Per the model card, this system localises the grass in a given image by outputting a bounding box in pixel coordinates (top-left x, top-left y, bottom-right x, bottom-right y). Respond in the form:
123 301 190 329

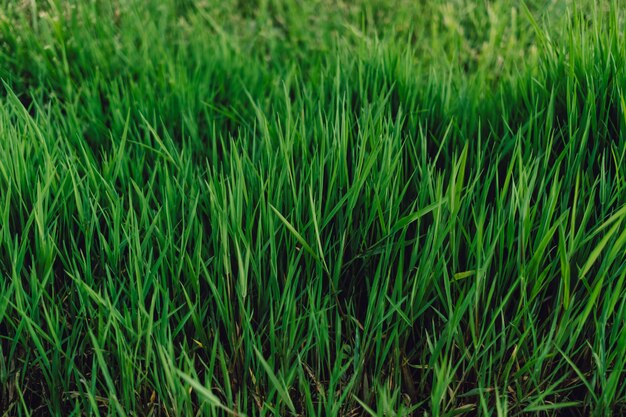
0 0 625 415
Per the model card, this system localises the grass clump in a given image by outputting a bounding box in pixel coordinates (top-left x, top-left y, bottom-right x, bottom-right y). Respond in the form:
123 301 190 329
0 0 625 416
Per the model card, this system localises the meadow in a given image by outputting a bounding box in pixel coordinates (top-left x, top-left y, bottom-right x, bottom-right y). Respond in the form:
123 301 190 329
0 0 625 415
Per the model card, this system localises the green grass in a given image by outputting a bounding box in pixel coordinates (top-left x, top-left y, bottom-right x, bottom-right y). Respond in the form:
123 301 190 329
0 0 625 416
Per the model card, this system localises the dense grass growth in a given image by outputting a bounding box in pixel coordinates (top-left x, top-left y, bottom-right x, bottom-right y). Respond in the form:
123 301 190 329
0 1 625 416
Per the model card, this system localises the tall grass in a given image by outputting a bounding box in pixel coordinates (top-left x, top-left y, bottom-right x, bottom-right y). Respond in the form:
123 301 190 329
0 1 625 416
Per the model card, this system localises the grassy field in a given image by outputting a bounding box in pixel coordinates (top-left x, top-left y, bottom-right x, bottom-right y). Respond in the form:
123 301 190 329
0 0 625 416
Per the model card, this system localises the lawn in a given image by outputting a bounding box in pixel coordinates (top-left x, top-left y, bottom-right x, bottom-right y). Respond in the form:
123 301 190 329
0 0 625 416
